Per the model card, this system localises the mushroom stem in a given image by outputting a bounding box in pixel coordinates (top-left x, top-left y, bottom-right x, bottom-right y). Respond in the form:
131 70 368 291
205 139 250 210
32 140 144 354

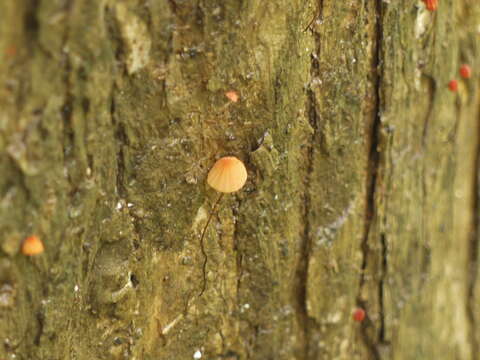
199 193 224 296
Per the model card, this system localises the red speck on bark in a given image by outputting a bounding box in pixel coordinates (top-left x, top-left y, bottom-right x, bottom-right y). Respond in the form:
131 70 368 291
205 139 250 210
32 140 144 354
353 308 366 322
460 65 472 79
423 0 438 11
448 80 458 92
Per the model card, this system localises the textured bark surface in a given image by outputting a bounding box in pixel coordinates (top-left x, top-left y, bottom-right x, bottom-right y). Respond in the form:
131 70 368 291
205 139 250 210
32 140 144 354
0 1 479 359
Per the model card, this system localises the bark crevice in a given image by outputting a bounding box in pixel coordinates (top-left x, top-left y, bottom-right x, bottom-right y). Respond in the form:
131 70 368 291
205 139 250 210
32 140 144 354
297 87 316 358
61 0 75 178
295 1 323 351
378 232 387 344
358 0 384 358
420 75 436 146
24 0 40 48
110 94 126 198
198 194 223 297
420 75 436 292
2 1 480 358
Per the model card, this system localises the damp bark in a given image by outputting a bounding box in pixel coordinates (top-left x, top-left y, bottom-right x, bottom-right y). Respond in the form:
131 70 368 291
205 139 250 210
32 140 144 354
0 1 479 359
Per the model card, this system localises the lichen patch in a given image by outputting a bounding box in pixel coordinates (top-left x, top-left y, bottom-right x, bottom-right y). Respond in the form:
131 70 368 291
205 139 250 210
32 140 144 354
115 3 151 74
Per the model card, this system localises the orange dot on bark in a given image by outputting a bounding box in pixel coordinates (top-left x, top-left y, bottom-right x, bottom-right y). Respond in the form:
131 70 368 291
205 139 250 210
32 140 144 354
423 0 438 11
207 156 247 193
448 79 458 92
353 308 366 322
225 91 239 103
460 64 472 79
21 235 44 256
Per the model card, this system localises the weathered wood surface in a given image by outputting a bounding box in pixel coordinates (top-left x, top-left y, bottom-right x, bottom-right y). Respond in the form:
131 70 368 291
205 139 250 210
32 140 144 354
0 1 479 359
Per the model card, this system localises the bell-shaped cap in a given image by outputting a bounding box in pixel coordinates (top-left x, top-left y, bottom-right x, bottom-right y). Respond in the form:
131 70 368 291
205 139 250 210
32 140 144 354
21 235 44 256
207 156 247 193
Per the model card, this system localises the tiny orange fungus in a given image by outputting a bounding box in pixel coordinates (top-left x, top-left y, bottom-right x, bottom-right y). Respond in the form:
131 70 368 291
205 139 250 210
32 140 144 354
5 45 17 57
225 90 239 103
460 64 472 79
21 235 44 256
207 156 247 193
353 308 366 322
199 156 247 296
422 0 438 11
448 79 458 92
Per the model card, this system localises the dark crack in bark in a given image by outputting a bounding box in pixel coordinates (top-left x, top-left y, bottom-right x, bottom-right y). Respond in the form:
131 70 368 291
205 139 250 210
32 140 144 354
24 0 40 51
60 0 77 187
419 74 436 291
295 3 325 358
109 94 126 198
378 233 387 344
105 6 128 197
296 87 316 360
198 194 223 297
303 0 324 32
420 75 436 146
233 197 244 307
358 0 384 358
296 2 323 353
61 19 74 173
33 311 44 346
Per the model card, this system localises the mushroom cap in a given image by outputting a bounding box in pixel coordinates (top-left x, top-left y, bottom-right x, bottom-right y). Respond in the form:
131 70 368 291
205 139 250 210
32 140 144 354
353 308 366 322
21 235 44 256
460 64 472 79
207 156 247 193
225 90 239 103
448 80 458 92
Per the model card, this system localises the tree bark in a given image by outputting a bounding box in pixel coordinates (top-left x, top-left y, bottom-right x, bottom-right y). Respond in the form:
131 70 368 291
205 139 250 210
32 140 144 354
0 1 479 359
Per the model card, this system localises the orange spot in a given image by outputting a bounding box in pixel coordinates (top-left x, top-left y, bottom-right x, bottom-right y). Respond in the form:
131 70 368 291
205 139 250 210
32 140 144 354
5 45 17 57
448 79 458 92
460 64 472 79
353 308 366 322
225 91 239 103
207 156 247 193
21 235 44 256
423 0 438 11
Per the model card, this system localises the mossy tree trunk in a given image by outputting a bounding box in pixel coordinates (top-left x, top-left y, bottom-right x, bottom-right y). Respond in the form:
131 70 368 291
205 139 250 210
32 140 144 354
0 1 479 359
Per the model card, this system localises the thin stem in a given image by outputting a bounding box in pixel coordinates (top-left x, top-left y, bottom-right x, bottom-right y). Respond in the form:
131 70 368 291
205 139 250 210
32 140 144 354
199 193 224 296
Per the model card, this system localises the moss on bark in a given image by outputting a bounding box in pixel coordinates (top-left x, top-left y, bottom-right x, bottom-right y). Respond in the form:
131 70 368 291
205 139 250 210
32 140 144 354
0 0 479 359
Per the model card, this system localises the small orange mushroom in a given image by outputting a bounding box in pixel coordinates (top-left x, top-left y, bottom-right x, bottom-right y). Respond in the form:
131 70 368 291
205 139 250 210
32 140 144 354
448 79 458 92
5 45 17 57
225 90 239 103
207 156 247 193
422 0 438 11
21 235 44 256
199 156 247 296
460 64 472 79
353 308 366 322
